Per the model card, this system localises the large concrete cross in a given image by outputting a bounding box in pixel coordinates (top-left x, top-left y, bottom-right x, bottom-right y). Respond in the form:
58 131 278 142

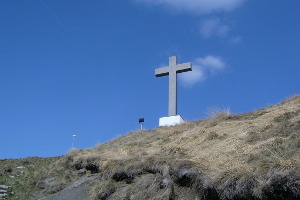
155 56 192 116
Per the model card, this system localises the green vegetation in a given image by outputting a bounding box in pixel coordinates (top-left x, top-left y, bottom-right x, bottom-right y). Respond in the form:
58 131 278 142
0 157 59 199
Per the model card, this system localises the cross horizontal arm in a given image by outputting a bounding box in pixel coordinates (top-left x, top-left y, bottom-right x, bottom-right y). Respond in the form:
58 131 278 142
155 66 170 77
176 62 192 73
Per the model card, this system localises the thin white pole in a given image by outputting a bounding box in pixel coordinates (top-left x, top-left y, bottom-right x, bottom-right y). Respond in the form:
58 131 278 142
72 134 76 148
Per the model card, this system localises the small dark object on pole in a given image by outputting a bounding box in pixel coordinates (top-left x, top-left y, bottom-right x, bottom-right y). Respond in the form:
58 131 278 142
139 118 144 130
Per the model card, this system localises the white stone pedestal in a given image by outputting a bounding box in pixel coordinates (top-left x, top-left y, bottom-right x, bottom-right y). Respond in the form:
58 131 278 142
159 115 185 126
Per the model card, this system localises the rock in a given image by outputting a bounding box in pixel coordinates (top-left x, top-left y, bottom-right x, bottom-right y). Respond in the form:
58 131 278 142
46 183 66 194
4 168 12 173
0 185 10 190
77 169 86 176
37 176 97 200
0 193 7 198
36 181 47 190
36 178 56 189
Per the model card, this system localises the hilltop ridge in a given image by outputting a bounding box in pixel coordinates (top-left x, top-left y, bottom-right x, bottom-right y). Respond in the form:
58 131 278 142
1 95 299 199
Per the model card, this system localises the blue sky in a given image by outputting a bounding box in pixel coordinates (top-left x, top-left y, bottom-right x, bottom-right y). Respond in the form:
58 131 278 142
0 0 299 159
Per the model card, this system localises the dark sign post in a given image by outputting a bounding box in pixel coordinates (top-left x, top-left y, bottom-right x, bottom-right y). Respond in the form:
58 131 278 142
139 118 144 130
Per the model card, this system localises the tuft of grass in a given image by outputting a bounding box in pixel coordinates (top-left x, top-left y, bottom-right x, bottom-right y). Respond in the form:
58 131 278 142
206 106 231 118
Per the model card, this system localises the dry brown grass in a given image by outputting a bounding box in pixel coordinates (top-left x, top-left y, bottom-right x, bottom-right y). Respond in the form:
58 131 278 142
62 95 300 199
1 95 300 199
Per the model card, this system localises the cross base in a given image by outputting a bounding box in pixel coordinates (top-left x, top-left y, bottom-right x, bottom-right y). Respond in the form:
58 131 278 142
159 115 185 126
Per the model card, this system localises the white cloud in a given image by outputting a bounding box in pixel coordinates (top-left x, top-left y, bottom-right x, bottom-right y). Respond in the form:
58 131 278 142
196 55 225 71
133 0 246 41
199 18 230 38
179 65 206 85
179 55 225 86
134 0 245 14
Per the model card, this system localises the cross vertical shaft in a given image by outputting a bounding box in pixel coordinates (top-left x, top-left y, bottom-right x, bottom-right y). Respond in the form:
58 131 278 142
169 56 178 116
155 56 192 116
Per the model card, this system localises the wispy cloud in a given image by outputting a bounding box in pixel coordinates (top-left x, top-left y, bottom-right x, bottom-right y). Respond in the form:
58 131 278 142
134 0 246 14
229 36 243 44
199 18 230 38
179 55 226 86
196 55 225 71
179 65 206 85
199 18 244 42
133 0 246 41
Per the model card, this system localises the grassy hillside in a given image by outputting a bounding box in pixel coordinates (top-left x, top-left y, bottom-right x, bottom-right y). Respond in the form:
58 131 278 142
1 95 299 199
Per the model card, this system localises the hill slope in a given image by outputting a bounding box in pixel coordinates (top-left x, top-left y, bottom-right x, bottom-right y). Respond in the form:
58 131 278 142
1 96 300 200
